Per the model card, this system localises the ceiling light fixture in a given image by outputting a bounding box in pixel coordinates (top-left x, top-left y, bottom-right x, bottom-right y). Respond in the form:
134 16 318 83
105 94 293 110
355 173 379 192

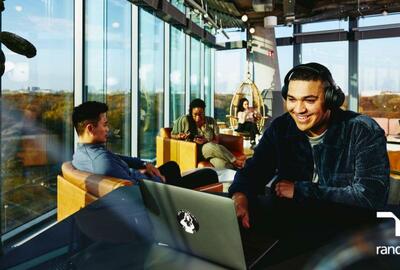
241 14 248 22
249 27 255 34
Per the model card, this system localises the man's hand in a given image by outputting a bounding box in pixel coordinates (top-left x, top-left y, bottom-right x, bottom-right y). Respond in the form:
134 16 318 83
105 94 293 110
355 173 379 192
144 163 166 183
275 180 294 199
232 192 250 229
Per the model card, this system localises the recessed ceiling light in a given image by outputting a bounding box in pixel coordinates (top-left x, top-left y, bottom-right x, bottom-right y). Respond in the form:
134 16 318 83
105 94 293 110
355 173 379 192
241 14 248 22
249 27 255 34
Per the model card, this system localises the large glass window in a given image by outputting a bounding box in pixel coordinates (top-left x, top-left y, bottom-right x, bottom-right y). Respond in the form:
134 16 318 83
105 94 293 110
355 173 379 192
1 0 73 233
139 10 164 160
169 26 185 126
215 49 246 124
359 13 400 27
84 1 131 155
84 0 106 102
302 20 348 32
105 1 131 155
204 46 212 115
276 45 293 86
302 41 349 108
190 38 201 101
359 38 400 118
275 25 293 38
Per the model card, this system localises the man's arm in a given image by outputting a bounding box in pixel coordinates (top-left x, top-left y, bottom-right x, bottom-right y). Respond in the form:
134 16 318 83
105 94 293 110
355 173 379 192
94 154 133 180
229 126 278 227
118 155 146 169
294 123 390 209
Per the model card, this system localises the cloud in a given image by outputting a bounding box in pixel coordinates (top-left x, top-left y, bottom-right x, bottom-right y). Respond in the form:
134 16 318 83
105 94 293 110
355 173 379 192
28 15 73 39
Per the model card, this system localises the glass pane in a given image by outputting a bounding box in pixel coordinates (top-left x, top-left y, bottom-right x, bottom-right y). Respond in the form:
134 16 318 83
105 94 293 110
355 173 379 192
190 38 201 101
275 25 293 38
216 28 246 43
105 0 131 155
359 13 400 27
204 46 212 115
302 41 349 108
302 20 348 32
139 10 164 160
171 0 185 13
277 45 293 86
359 38 400 119
215 49 246 125
84 0 106 102
1 0 73 232
169 26 185 126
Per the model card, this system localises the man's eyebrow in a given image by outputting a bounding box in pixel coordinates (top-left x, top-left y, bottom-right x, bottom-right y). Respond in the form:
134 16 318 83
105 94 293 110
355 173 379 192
287 94 319 99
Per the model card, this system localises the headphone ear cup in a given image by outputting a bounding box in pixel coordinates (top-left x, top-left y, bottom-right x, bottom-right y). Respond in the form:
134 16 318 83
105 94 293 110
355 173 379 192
324 86 345 109
334 86 345 108
324 87 334 109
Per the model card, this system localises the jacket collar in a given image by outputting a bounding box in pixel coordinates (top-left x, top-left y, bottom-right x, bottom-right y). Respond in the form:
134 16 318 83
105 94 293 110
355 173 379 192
285 109 353 148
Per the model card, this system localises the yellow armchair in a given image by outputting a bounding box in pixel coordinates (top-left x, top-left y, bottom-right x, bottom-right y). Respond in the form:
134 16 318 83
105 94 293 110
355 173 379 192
156 127 244 172
58 161 223 221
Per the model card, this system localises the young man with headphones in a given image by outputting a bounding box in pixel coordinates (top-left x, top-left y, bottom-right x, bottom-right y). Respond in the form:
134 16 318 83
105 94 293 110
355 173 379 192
228 63 390 261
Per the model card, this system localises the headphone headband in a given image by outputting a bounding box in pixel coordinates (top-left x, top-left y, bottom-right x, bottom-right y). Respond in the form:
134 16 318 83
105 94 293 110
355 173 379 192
281 62 345 109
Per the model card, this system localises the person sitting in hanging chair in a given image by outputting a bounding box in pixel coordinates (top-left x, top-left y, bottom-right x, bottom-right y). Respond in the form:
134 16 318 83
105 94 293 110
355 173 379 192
235 98 260 146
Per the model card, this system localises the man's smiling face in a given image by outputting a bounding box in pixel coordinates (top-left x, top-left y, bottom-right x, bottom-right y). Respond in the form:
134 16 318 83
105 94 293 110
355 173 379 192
286 80 331 137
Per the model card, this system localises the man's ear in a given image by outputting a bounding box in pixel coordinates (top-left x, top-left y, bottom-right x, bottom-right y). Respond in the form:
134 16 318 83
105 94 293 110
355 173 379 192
86 123 95 135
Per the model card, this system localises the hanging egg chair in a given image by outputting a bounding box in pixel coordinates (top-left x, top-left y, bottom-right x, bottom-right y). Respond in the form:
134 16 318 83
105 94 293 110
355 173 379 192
227 73 267 132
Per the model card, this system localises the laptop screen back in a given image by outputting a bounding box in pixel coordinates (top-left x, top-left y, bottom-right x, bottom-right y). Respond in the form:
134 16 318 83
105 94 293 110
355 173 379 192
139 180 247 270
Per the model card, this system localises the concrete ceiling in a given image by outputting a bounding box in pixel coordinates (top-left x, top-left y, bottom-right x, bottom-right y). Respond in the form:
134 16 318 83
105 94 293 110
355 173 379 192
205 0 400 29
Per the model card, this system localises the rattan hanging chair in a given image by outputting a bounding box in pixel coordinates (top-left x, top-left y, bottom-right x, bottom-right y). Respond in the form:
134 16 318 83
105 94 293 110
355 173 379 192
227 73 267 132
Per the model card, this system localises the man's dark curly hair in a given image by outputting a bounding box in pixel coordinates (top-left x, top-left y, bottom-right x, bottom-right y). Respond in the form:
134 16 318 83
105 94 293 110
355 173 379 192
72 101 108 135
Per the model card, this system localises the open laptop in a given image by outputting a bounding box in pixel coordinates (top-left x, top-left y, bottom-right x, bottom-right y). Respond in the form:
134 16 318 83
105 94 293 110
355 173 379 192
139 179 279 270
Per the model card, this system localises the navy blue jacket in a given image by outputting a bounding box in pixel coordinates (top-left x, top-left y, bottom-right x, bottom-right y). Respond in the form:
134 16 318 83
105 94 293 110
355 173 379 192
72 143 163 183
229 110 390 209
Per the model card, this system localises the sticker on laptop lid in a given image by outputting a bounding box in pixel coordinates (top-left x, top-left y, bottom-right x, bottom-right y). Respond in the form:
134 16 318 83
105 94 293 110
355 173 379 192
177 210 199 234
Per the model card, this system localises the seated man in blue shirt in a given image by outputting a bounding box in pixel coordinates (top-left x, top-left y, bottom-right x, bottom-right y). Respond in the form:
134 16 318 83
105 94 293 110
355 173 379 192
72 101 218 189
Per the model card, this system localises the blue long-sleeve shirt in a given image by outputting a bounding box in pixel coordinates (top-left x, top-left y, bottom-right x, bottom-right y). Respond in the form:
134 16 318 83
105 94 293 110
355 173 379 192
72 143 162 183
229 110 390 209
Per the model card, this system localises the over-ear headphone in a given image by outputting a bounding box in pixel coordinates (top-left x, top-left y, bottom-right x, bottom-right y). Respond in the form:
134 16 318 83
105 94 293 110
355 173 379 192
281 62 345 109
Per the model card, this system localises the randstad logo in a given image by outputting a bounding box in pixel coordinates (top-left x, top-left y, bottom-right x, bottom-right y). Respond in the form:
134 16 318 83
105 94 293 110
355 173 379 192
376 212 400 255
377 212 400 236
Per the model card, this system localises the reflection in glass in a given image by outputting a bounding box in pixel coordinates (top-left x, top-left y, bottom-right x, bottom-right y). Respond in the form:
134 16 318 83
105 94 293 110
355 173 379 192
1 0 74 232
171 0 185 13
170 27 185 126
215 49 246 125
105 0 131 155
190 38 201 101
359 38 400 119
302 41 349 108
139 10 164 159
204 46 212 115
